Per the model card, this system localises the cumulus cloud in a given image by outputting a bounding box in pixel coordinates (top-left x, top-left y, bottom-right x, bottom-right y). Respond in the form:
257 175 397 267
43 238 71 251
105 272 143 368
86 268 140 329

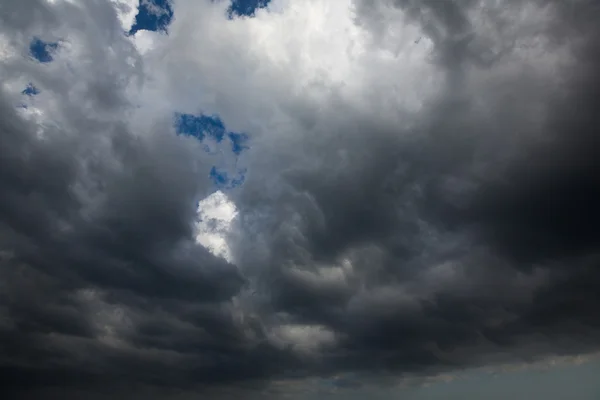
1 0 600 398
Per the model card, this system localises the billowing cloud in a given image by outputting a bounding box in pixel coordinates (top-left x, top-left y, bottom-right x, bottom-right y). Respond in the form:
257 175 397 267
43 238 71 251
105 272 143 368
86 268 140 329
1 0 600 398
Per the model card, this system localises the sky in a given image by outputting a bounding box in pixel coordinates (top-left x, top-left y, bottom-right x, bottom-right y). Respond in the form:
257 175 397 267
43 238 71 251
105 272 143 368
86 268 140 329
1 0 600 399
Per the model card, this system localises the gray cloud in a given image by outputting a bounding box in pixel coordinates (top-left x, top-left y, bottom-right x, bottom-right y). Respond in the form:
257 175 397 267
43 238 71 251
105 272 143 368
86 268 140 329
1 0 600 398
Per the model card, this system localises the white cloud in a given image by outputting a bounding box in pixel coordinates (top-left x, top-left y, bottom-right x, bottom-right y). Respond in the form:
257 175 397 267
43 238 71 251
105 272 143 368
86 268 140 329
195 190 237 262
133 0 441 135
111 0 140 32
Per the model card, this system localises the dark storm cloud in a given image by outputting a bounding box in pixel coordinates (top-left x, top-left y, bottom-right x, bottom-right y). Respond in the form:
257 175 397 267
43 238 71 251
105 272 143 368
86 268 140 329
229 0 600 381
2 0 600 398
469 11 600 265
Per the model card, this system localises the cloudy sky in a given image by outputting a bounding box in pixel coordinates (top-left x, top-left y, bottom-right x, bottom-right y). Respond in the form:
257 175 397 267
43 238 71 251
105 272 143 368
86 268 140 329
1 0 600 398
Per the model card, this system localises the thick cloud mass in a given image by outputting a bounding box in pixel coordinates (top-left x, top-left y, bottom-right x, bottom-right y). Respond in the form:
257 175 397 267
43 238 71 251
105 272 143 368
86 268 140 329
1 0 600 398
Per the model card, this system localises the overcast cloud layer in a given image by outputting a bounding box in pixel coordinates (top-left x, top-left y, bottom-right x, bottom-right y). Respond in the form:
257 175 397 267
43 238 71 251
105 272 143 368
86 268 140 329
1 0 600 398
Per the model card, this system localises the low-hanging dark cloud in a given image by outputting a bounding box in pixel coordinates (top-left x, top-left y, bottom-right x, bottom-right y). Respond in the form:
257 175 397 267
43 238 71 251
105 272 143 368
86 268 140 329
1 0 600 398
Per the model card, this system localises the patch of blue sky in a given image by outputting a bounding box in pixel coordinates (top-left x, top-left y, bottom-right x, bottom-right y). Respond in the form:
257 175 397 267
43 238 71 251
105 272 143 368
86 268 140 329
175 113 226 143
129 0 173 35
174 112 250 190
29 38 58 63
210 166 247 189
22 83 40 96
227 0 270 18
228 132 249 155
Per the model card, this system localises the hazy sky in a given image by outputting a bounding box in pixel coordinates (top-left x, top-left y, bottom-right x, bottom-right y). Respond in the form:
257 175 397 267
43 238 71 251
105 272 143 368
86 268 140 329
1 0 600 399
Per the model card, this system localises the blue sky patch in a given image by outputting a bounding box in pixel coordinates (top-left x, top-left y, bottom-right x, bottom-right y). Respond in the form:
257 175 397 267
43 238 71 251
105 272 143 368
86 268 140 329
228 132 249 155
175 112 250 190
210 166 247 189
129 0 173 35
175 113 226 143
228 0 270 18
29 38 58 63
22 83 40 96
209 166 229 187
174 113 250 154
